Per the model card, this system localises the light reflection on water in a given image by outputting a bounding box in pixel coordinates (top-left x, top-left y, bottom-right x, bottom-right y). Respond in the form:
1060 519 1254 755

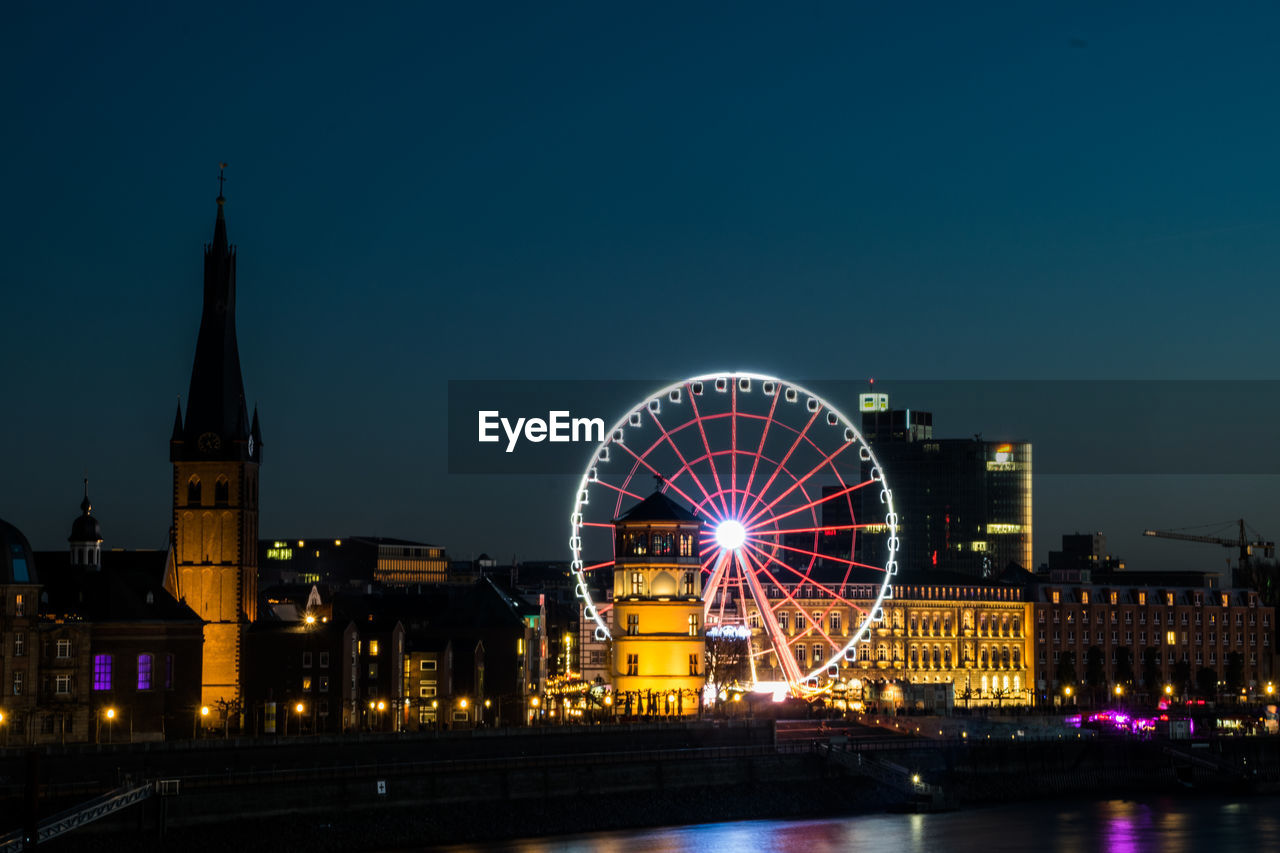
433 796 1280 853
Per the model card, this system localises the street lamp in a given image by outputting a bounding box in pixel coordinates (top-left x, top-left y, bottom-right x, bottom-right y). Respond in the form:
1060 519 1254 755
103 707 117 744
194 705 210 740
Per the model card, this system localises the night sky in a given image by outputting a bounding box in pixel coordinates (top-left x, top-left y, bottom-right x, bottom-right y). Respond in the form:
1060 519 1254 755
5 3 1279 571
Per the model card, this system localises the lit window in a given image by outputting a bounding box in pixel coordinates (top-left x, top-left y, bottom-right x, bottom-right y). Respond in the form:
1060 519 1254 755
369 640 379 657
688 614 698 637
137 654 153 691
93 655 112 691
630 572 644 596
688 653 699 676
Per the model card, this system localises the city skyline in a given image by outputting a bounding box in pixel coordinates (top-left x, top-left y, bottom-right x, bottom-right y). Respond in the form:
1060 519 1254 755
6 4 1280 569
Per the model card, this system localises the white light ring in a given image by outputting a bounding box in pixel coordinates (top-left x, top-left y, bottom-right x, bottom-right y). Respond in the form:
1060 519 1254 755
567 372 899 680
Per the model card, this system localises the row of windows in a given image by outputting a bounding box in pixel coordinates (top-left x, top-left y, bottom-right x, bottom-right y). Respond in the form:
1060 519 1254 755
186 475 232 505
302 651 332 667
621 652 700 677
621 532 697 558
1049 590 1259 608
1047 650 1261 667
623 614 699 636
1043 630 1267 647
15 654 176 695
628 572 697 596
1044 609 1265 627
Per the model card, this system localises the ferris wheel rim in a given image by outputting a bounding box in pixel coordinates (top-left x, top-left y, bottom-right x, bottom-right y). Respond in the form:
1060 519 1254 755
568 371 899 692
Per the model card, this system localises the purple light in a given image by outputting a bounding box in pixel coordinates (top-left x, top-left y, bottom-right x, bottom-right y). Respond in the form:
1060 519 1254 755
92 654 111 691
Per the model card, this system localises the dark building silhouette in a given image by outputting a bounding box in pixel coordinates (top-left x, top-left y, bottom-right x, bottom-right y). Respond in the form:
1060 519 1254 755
856 397 1032 578
20 490 204 745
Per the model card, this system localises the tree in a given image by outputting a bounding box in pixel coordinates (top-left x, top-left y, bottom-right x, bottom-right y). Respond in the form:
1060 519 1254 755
1085 646 1106 706
1172 660 1191 698
705 634 750 696
1055 650 1077 693
1114 647 1135 690
1195 666 1219 702
1142 648 1162 697
1225 653 1246 700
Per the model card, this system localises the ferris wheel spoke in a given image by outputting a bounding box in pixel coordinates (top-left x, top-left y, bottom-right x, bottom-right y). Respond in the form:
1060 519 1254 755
733 550 803 685
737 548 842 648
593 479 647 504
748 522 880 538
734 549 814 686
581 560 615 573
644 406 725 522
685 385 733 518
730 383 740 516
743 533 884 573
740 439 858 530
740 384 781 521
741 541 867 616
701 550 732 617
737 405 823 526
744 476 876 533
612 436 715 522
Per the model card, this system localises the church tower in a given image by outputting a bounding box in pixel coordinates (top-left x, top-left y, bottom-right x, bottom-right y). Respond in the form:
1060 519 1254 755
69 479 103 570
167 175 262 710
609 490 706 717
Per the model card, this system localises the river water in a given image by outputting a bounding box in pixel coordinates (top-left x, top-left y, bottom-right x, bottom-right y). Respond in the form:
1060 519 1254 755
434 795 1280 853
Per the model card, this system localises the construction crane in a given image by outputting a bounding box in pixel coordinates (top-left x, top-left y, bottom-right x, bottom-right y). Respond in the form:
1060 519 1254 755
1143 519 1277 605
1142 519 1274 566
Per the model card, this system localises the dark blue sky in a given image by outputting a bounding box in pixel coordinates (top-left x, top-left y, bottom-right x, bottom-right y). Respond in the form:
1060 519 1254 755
4 2 1279 570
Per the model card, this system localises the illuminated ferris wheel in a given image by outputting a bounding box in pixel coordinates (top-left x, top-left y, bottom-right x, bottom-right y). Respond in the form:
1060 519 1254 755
569 372 899 696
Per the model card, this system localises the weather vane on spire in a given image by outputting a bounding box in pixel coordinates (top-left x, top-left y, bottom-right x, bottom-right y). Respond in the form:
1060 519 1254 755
217 162 228 198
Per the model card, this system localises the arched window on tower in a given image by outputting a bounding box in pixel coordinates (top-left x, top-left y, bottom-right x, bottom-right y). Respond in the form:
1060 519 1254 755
215 475 229 505
187 476 201 505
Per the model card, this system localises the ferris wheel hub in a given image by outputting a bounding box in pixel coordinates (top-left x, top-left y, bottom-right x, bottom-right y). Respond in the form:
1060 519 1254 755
714 519 747 551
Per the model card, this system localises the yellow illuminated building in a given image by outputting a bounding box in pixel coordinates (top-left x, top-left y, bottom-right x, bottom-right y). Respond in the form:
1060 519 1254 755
609 491 706 716
736 576 1035 707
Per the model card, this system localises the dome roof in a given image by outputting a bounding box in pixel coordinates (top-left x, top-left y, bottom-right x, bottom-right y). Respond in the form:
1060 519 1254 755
70 494 103 543
0 517 38 585
616 490 699 524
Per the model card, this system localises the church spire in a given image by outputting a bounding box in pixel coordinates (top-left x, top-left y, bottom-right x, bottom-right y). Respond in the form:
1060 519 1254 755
174 165 250 461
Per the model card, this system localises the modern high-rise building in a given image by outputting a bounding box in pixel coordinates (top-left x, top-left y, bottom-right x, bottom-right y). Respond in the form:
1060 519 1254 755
855 395 1031 578
165 184 263 711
